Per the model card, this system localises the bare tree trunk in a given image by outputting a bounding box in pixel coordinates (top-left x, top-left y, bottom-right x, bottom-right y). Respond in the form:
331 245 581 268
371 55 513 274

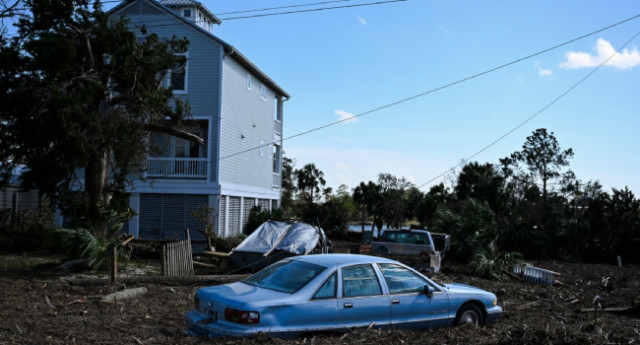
85 148 111 239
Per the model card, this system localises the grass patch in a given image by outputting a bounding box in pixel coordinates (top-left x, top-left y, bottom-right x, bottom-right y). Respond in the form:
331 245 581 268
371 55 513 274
0 253 61 271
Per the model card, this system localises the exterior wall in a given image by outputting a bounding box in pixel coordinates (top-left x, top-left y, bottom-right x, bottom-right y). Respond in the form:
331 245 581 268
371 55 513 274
114 0 284 239
219 57 280 196
0 187 40 213
116 0 222 184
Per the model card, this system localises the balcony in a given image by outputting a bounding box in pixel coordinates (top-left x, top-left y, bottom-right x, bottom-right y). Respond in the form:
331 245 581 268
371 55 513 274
147 157 207 179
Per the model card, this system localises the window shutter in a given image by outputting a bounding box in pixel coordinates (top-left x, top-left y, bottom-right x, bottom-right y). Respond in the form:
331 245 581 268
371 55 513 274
228 196 241 236
218 196 226 237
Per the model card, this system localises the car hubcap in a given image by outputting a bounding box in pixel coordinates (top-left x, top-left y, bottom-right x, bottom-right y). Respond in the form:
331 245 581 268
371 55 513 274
460 311 479 326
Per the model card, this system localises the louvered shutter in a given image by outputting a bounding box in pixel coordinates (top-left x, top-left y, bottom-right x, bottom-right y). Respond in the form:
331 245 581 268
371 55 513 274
228 196 241 237
242 197 255 231
139 194 163 240
218 196 226 237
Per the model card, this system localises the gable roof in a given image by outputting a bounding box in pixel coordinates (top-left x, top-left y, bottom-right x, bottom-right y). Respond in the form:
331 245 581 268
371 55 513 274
159 0 221 25
108 0 289 99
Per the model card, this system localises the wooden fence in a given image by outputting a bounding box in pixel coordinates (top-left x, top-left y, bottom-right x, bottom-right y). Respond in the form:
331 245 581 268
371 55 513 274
161 229 194 277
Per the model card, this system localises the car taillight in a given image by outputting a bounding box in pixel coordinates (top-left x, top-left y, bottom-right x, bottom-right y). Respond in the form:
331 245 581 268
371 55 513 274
193 296 200 311
224 308 260 324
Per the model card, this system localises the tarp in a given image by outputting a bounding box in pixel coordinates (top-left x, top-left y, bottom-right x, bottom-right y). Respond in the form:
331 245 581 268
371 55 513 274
232 221 325 255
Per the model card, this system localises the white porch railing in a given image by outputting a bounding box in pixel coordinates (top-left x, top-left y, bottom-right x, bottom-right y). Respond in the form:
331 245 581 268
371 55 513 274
513 263 559 285
147 157 207 178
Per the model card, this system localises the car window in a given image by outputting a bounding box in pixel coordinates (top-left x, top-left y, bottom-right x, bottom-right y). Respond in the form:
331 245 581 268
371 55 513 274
415 233 428 244
378 263 428 294
342 264 382 297
243 260 326 294
313 272 337 299
400 232 415 244
382 232 395 242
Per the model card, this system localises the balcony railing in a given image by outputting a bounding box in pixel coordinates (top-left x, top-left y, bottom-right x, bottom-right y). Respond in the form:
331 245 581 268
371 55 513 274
147 157 207 178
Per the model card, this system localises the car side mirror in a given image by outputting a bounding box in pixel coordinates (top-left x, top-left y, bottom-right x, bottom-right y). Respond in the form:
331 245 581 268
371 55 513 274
424 285 435 298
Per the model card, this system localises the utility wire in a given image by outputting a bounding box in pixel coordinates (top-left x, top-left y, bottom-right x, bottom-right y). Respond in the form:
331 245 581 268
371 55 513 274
111 0 407 29
216 0 362 16
359 27 640 217
219 0 407 21
218 13 640 163
412 28 640 191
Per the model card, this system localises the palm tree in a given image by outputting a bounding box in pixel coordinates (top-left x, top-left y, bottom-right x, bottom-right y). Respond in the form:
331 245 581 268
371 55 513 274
294 163 326 203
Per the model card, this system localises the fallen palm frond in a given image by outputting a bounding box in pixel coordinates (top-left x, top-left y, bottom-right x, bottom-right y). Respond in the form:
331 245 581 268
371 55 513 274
471 241 522 281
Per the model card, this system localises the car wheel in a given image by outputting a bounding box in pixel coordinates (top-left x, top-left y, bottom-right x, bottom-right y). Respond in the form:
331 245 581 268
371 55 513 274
455 303 483 327
376 246 389 254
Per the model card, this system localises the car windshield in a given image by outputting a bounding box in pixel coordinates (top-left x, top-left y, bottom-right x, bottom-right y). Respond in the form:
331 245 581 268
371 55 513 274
243 260 327 294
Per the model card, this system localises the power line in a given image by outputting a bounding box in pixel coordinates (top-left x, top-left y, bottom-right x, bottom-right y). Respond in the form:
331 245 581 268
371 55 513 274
216 0 362 16
219 0 408 21
108 0 407 29
413 28 640 191
218 13 640 163
358 28 640 216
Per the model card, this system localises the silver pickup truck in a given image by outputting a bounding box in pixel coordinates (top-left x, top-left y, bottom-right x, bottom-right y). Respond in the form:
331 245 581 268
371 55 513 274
371 229 450 272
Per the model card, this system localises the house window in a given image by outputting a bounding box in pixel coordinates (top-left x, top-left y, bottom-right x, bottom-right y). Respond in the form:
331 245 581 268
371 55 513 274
150 120 207 159
274 98 282 122
169 54 188 93
183 9 191 18
246 74 252 91
260 85 267 101
272 143 281 174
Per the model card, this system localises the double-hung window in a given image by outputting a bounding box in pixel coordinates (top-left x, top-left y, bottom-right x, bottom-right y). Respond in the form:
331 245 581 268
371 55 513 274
166 53 188 93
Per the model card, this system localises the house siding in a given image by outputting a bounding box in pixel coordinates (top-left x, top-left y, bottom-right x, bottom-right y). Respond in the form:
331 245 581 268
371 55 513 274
116 1 222 184
220 57 278 190
111 0 285 240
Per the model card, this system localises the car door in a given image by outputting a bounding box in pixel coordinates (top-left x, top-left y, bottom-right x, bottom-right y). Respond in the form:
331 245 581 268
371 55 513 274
377 263 450 330
339 264 391 329
287 272 342 333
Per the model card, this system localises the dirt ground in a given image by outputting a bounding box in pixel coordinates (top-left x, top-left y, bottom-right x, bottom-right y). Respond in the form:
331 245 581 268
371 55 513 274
1 252 639 345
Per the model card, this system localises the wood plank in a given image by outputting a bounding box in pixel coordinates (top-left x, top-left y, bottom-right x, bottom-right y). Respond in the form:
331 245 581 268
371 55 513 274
203 250 230 257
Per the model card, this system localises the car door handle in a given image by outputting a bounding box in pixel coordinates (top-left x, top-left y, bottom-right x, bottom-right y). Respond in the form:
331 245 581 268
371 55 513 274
343 303 353 308
391 299 400 305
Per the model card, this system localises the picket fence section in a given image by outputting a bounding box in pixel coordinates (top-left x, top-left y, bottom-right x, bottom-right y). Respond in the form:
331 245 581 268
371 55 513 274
162 230 194 277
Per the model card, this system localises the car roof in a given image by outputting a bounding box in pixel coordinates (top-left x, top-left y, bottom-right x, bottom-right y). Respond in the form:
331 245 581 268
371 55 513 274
384 229 429 234
289 254 397 268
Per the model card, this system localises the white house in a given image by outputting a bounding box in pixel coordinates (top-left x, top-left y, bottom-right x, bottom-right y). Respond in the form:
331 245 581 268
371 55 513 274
109 0 289 241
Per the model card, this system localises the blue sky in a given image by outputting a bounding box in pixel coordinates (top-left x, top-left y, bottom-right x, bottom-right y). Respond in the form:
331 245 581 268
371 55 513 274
118 0 640 195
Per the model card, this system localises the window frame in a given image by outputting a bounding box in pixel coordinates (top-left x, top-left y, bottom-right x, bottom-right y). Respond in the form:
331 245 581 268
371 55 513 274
149 119 208 159
260 84 267 101
341 264 383 297
312 271 337 300
377 263 431 295
168 52 188 94
272 143 281 174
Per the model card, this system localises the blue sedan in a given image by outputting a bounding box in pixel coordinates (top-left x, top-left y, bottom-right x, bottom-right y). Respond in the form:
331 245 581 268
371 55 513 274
186 254 502 338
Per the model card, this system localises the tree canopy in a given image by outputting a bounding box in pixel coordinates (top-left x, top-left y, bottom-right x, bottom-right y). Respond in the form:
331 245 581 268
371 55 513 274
0 0 201 237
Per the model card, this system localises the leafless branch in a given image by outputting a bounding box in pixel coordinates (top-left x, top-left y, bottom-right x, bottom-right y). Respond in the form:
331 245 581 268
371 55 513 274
0 0 21 19
140 123 205 146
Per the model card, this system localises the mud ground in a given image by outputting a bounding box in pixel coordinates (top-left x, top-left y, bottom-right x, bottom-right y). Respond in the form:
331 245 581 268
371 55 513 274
1 253 639 345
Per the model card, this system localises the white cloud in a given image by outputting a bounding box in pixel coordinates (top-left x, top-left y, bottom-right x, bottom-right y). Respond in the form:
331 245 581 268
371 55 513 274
335 109 359 123
560 38 640 70
535 61 553 77
538 69 552 76
357 16 368 25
